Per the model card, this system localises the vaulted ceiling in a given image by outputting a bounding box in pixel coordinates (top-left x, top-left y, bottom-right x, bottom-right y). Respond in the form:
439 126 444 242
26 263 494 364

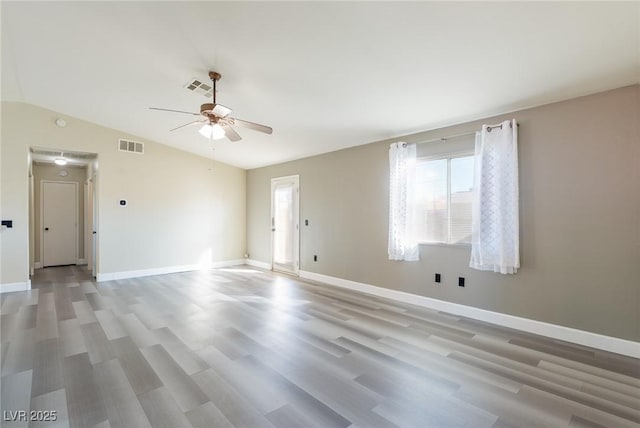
2 2 639 169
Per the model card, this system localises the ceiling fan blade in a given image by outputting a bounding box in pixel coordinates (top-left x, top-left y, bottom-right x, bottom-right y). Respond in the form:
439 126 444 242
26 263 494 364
230 118 273 135
169 120 205 132
221 125 242 142
212 104 232 118
150 107 201 116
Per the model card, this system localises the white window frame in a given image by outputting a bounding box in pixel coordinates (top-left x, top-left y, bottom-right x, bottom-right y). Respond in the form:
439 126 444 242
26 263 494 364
416 150 474 246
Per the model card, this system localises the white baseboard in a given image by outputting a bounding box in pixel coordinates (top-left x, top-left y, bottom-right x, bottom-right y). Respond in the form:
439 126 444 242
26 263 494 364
209 259 246 269
77 259 87 266
34 262 42 269
0 280 32 294
299 270 640 359
97 259 246 282
246 259 271 270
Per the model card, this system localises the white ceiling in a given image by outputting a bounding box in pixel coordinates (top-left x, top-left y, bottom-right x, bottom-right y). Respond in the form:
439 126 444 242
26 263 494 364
2 2 639 169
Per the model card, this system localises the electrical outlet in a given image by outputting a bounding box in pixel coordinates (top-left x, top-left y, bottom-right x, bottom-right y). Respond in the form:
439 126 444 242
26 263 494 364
305 219 309 226
458 277 465 287
435 273 441 283
313 255 318 262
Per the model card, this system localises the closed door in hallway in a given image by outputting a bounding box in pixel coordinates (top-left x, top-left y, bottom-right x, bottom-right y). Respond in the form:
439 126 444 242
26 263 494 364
42 181 77 266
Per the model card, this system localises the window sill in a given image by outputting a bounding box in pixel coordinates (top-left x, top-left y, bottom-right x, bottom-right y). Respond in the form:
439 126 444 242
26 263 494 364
418 242 471 249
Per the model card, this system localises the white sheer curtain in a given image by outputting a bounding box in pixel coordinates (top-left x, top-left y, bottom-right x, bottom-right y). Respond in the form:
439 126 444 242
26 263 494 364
388 142 419 261
470 119 519 274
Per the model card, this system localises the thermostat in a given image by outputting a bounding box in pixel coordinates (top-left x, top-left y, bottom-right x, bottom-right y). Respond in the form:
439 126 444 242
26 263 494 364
119 199 127 207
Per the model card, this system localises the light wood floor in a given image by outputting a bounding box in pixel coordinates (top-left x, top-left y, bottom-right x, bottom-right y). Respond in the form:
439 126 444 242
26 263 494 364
1 266 639 428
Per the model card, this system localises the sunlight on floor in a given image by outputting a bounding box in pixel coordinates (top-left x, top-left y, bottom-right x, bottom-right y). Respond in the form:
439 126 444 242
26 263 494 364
217 268 263 274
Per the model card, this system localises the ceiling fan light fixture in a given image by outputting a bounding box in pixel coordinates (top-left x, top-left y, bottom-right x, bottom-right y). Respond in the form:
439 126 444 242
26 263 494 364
199 123 226 140
198 124 212 138
211 124 226 140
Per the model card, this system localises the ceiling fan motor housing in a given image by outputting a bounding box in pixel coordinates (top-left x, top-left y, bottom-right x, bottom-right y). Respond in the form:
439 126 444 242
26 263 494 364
200 103 216 116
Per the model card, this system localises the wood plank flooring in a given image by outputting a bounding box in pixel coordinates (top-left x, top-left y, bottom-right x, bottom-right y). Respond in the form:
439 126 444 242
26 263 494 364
1 265 638 427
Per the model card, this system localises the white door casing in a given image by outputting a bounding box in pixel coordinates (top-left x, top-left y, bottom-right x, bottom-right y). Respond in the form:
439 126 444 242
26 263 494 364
84 181 90 267
90 173 98 277
271 175 300 275
41 181 77 267
86 177 95 276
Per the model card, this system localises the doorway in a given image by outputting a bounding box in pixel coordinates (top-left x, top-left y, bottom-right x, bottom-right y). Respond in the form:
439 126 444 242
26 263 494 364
271 175 300 275
29 147 98 277
41 181 77 266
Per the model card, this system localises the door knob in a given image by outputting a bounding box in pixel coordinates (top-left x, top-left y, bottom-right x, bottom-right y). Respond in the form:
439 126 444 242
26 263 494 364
272 228 276 232
92 231 96 234
44 227 49 231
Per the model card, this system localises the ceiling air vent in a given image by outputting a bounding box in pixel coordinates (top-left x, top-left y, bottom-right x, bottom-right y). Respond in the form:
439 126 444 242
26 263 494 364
118 139 144 154
184 77 214 98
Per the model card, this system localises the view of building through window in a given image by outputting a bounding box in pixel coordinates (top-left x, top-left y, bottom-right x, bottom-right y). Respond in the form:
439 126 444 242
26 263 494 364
415 154 474 244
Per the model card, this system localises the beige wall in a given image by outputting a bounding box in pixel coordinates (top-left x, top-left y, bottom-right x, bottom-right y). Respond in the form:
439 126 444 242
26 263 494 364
1 102 246 285
247 85 640 341
33 164 86 264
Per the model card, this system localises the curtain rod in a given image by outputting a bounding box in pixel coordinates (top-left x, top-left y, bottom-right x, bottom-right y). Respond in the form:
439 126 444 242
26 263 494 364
418 122 519 145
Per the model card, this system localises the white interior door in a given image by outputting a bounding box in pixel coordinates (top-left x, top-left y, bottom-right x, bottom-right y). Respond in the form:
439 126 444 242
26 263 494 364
271 175 299 275
42 181 77 267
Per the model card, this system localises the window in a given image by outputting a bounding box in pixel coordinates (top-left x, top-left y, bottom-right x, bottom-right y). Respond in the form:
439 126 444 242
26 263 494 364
415 153 474 244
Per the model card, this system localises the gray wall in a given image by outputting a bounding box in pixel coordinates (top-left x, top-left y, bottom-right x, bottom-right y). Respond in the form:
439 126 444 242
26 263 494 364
247 85 640 341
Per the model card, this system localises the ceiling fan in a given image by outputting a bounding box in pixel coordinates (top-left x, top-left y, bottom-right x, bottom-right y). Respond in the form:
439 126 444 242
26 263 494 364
150 71 272 142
